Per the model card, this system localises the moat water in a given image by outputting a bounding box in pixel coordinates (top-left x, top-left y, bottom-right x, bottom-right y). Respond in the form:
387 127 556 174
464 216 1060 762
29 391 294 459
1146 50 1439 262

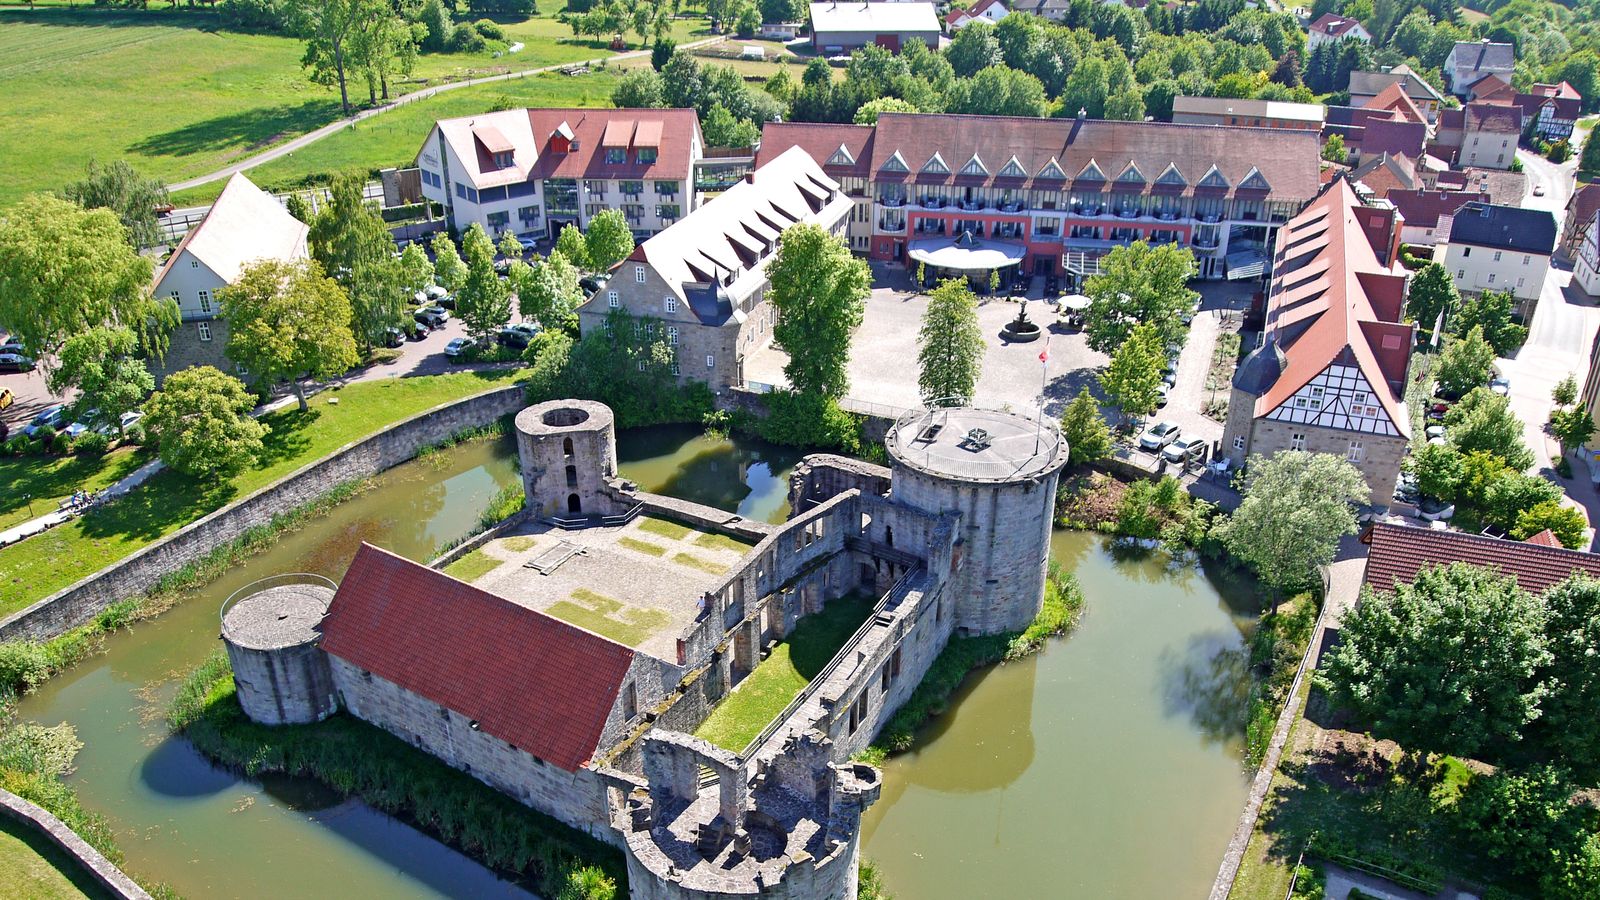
16 427 1256 898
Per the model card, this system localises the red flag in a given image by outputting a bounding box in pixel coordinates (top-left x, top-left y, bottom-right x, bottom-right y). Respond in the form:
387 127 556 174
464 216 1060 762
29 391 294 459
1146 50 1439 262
1039 345 1049 364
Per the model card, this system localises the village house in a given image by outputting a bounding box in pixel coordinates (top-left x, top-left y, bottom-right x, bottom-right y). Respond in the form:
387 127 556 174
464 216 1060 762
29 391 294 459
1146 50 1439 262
758 111 1321 281
1515 82 1583 143
1306 13 1370 48
1348 66 1445 122
147 173 307 385
577 145 852 393
1444 39 1516 96
415 108 703 240
1385 187 1484 247
1362 521 1600 595
1170 95 1325 131
1438 201 1556 318
946 0 1007 29
1454 102 1522 170
809 1 940 53
1221 178 1413 504
1563 179 1600 259
1574 207 1600 297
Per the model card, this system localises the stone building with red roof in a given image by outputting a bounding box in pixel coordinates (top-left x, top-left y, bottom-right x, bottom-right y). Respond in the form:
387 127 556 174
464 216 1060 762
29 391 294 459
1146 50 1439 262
1362 521 1600 595
1221 177 1414 503
758 111 1322 281
415 108 704 240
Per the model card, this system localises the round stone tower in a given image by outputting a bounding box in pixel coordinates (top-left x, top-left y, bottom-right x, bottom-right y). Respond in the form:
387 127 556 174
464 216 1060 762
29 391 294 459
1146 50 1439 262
884 405 1070 635
514 399 620 520
220 576 338 726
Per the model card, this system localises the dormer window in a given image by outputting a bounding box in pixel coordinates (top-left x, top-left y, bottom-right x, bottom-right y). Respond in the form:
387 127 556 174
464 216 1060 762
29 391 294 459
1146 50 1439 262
606 148 626 164
492 151 514 169
638 147 658 164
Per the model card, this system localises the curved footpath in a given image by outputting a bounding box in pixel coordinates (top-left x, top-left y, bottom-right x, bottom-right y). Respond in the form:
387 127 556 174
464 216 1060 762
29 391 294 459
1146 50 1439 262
169 35 726 193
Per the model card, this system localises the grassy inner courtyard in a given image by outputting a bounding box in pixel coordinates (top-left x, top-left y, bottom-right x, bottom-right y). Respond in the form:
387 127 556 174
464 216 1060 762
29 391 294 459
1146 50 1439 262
694 594 876 753
0 815 108 900
0 370 523 618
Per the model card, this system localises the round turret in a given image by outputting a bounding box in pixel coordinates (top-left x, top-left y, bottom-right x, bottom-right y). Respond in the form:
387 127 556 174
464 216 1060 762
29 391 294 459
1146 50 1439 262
220 576 337 726
515 400 620 520
885 406 1070 635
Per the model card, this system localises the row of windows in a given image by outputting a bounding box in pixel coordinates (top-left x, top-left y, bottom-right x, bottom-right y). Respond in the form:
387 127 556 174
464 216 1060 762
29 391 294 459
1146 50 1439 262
602 147 658 165
1459 247 1535 265
1455 269 1527 289
421 169 442 188
1281 431 1365 461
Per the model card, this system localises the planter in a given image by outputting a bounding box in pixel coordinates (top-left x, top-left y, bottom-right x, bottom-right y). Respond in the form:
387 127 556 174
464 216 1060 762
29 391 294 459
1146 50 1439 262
1001 319 1042 343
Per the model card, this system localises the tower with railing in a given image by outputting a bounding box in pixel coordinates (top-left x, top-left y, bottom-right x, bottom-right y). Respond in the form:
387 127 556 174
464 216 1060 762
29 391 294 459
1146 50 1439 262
219 575 338 726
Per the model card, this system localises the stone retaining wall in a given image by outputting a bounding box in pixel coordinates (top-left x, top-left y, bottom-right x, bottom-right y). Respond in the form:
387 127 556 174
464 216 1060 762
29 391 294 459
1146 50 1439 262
0 385 527 643
0 788 151 900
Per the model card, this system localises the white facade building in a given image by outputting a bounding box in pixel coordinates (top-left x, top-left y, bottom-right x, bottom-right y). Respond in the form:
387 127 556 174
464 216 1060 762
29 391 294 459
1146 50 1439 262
1438 202 1557 315
1575 210 1600 297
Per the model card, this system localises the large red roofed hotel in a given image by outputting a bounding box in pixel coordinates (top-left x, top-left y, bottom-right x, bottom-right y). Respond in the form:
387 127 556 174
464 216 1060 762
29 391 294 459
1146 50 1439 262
757 111 1321 281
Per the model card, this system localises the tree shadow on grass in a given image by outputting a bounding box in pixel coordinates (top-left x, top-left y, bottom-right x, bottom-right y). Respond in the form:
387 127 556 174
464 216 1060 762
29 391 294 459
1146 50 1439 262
127 100 343 159
77 468 236 543
254 407 321 469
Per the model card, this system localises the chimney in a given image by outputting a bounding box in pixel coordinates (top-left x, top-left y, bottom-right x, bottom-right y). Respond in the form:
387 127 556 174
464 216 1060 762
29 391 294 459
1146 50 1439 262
745 172 755 184
1077 107 1087 119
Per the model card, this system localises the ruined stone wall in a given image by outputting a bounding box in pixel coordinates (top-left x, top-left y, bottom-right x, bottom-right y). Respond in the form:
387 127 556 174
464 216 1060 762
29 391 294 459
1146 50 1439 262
328 656 617 844
787 455 891 515
0 385 527 643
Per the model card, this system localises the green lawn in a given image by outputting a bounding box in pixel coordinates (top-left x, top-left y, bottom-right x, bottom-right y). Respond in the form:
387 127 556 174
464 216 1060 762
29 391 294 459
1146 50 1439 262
0 815 109 900
0 9 705 203
694 595 875 752
442 546 501 582
0 446 152 531
546 588 670 647
0 370 523 617
691 531 752 554
618 536 668 557
637 517 692 541
169 68 628 205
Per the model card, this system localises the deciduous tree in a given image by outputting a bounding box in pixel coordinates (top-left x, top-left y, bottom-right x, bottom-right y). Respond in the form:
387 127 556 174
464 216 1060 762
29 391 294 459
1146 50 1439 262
454 224 513 343
1082 240 1199 353
1059 387 1112 467
308 173 404 351
1455 289 1527 355
512 250 583 330
61 160 169 250
48 327 153 436
1514 500 1587 548
1537 577 1600 774
1405 261 1458 335
1319 563 1551 760
287 0 377 115
398 242 434 296
1554 374 1580 408
431 232 468 293
768 223 869 399
584 209 636 274
1447 386 1535 472
1411 442 1464 501
1436 325 1496 398
1214 450 1368 593
1098 322 1165 418
1320 133 1347 164
916 278 984 405
1551 404 1596 454
0 194 171 369
555 224 590 272
142 365 268 478
220 259 359 411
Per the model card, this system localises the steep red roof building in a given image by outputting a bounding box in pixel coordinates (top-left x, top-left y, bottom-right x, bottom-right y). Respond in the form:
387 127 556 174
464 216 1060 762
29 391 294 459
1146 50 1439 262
1362 521 1600 595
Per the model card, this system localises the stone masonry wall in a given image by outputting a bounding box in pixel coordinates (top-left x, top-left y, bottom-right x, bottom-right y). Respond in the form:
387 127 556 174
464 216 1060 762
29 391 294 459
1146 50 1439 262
0 385 527 643
0 789 151 900
328 656 618 844
1249 418 1407 504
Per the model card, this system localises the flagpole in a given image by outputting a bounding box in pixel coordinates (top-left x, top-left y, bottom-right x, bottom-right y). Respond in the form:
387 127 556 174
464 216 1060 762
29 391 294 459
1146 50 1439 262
1036 334 1049 453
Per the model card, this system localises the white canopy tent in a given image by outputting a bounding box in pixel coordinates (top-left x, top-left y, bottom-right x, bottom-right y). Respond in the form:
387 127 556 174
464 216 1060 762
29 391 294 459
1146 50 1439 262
908 232 1026 272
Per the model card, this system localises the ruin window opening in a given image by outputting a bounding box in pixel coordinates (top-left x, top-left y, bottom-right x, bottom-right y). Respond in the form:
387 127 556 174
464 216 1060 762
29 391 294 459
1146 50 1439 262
566 464 578 487
568 493 583 514
562 437 574 457
885 526 894 547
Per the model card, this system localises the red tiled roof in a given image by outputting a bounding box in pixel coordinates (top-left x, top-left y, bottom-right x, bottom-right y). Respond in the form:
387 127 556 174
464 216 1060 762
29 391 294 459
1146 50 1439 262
1464 101 1523 135
1310 12 1363 36
1363 521 1600 595
1387 187 1482 229
1515 92 1582 123
423 108 702 191
320 544 635 772
1365 82 1427 124
757 121 876 179
1254 179 1411 437
1526 529 1563 548
1359 119 1426 160
1569 181 1600 226
1468 73 1516 103
773 112 1320 201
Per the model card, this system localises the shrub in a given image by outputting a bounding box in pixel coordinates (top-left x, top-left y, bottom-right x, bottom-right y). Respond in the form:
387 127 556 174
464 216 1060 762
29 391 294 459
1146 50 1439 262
72 431 110 457
756 391 861 452
473 18 506 39
120 423 146 446
49 430 74 455
450 24 488 52
31 425 56 448
0 641 52 694
3 435 28 456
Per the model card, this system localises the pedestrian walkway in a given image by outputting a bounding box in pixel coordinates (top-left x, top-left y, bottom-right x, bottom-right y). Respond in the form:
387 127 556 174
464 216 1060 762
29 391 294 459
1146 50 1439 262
0 457 164 547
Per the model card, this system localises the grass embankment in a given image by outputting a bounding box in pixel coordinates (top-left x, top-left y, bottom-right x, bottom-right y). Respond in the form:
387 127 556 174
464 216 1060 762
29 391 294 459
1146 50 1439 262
1242 593 1318 768
0 9 702 203
169 652 624 900
0 814 109 900
0 371 522 619
0 447 151 531
694 594 876 752
857 563 1084 765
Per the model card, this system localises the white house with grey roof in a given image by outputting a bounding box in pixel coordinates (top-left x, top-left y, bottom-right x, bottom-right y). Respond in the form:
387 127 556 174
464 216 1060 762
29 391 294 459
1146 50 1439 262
809 1 940 53
148 173 308 385
577 145 853 392
1439 201 1557 317
1444 40 1516 96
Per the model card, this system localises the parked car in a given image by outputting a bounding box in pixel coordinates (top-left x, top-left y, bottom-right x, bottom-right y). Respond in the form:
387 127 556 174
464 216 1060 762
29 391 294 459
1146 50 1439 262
1162 437 1205 465
497 322 540 349
415 306 449 327
435 294 457 310
517 235 539 252
444 337 474 359
0 352 35 372
1156 382 1170 407
95 411 142 437
1139 421 1182 451
579 275 609 297
1489 374 1510 396
1418 497 1456 521
1533 184 1546 197
1427 401 1450 421
0 338 24 355
408 321 432 340
425 285 449 301
1425 424 1447 445
382 326 405 348
23 404 66 436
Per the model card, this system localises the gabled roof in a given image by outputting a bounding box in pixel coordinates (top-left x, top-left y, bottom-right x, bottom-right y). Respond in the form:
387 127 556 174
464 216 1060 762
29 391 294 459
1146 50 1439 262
1253 179 1411 437
1448 202 1557 255
1464 101 1523 136
319 544 635 772
809 1 940 33
1365 82 1428 124
1514 91 1582 123
757 122 875 178
1359 118 1426 160
152 173 307 292
420 108 701 191
1351 151 1417 197
1348 67 1445 105
1363 521 1600 596
1449 40 1515 75
1309 13 1364 37
1387 187 1482 229
624 145 850 322
1468 73 1517 104
1568 180 1600 226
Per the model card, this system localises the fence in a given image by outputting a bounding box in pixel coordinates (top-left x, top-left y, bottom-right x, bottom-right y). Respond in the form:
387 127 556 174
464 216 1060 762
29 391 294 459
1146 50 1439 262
153 181 387 247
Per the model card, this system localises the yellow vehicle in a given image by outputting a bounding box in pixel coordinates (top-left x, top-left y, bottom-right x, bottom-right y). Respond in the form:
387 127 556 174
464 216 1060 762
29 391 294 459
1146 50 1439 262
0 388 12 410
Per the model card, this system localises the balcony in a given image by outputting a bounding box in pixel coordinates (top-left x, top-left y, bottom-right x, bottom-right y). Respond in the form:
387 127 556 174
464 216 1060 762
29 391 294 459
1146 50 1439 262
958 199 982 211
1199 213 1222 224
1034 231 1063 244
922 197 947 210
1193 235 1220 249
999 201 1024 213
879 196 905 208
1074 204 1102 218
1156 210 1180 222
1116 207 1140 219
913 222 946 236
879 217 907 233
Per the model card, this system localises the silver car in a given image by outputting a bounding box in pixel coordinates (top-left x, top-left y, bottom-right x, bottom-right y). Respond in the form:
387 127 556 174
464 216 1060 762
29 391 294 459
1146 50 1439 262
1139 422 1181 451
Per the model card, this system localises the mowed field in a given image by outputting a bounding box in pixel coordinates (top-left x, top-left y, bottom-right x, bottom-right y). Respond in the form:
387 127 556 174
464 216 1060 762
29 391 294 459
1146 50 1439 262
0 9 709 204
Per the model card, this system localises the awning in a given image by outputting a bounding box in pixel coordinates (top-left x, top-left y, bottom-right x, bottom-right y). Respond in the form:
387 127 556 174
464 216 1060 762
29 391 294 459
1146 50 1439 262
1057 294 1092 311
908 231 1026 272
1225 249 1268 281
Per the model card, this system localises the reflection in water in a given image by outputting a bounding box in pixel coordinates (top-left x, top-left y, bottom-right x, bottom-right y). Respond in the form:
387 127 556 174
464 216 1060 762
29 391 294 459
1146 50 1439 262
617 425 802 525
862 531 1262 900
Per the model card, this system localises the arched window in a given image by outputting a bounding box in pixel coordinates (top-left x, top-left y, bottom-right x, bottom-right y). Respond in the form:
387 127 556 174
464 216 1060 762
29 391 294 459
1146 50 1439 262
884 525 894 547
565 464 578 487
567 494 582 514
563 437 574 458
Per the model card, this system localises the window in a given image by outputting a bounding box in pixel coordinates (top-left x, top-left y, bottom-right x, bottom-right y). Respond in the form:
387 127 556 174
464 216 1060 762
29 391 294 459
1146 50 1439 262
605 148 626 164
1347 441 1364 462
607 290 619 308
666 325 678 345
635 266 646 283
1517 277 1525 288
1352 391 1368 406
1457 269 1466 279
1488 273 1496 284
638 148 658 164
1233 435 1245 450
190 259 199 268
1493 251 1502 262
487 211 509 229
518 205 541 223
1462 247 1471 257
654 181 679 196
584 179 607 195
168 290 179 303
656 204 681 220
705 354 715 369
664 297 677 313
1523 254 1531 265
197 322 212 342
620 180 644 197
1289 432 1306 451
198 290 212 314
